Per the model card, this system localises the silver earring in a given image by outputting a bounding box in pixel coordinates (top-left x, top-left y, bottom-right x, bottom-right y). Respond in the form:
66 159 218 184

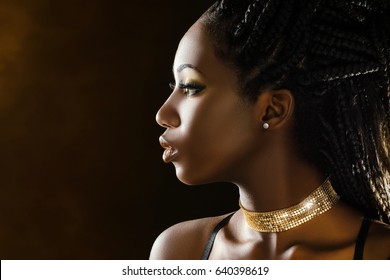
263 122 269 130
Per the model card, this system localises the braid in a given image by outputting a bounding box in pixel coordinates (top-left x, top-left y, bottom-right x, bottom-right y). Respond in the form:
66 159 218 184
202 0 390 223
371 17 390 93
336 84 377 215
234 0 269 39
300 63 380 84
240 0 281 58
311 44 371 63
312 34 378 58
258 1 294 55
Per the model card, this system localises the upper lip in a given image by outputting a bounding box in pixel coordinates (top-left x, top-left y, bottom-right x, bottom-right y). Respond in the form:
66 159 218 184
159 136 174 149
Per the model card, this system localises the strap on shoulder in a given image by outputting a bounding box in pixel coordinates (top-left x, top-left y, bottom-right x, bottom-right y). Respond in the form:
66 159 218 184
353 217 372 260
200 213 235 260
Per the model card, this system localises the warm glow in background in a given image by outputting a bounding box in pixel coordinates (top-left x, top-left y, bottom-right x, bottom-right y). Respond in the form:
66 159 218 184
0 0 237 259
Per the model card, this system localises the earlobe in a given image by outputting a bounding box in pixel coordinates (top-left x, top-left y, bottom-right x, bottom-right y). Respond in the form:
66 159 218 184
256 89 295 130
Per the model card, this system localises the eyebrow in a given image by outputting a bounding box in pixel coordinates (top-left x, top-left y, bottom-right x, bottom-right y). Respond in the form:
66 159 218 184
174 64 205 75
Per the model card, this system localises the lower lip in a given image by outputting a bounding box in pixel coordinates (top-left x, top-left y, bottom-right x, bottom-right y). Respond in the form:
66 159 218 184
162 147 178 163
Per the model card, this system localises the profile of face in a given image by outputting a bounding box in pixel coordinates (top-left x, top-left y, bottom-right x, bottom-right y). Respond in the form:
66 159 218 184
156 21 265 185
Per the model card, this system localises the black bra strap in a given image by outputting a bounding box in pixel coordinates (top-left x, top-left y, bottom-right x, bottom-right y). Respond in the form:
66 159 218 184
353 217 372 260
201 213 235 260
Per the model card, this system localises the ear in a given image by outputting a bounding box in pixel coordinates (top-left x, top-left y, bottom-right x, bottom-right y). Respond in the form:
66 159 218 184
255 89 295 130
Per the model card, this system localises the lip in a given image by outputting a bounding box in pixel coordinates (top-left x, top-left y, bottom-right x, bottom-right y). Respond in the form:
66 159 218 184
159 136 178 163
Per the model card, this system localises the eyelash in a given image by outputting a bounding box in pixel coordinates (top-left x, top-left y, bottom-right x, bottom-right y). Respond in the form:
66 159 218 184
169 82 205 96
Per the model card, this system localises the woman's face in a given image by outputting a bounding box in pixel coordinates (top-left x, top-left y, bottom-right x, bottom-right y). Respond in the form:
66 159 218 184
156 21 261 185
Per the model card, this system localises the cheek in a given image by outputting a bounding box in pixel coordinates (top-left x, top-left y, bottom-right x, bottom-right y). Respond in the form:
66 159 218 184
174 95 257 184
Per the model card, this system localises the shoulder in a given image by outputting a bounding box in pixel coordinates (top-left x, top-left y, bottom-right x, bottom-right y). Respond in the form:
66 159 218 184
365 219 390 259
149 213 233 260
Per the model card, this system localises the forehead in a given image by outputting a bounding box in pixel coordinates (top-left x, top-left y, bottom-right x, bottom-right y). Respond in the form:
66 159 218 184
173 21 229 79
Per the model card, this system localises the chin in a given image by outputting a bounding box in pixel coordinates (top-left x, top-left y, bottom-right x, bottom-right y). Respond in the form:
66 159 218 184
174 165 213 186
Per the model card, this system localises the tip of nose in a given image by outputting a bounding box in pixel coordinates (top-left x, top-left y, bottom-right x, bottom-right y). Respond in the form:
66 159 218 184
155 111 161 125
155 109 166 128
155 107 180 128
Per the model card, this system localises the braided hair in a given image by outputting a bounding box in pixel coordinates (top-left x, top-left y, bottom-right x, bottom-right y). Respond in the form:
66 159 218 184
201 0 390 223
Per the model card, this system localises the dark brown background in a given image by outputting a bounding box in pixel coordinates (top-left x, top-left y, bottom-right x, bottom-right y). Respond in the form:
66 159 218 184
0 0 237 259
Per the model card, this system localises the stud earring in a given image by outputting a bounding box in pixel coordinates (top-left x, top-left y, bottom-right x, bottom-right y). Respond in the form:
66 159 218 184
263 122 269 130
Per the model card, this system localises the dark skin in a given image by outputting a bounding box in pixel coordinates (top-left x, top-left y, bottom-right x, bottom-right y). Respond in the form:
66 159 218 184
151 21 390 260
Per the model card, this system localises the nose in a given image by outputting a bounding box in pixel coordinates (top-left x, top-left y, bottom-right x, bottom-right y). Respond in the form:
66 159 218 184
155 94 180 128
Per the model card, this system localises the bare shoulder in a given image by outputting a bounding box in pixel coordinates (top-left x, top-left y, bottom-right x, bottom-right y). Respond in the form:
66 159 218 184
365 219 390 259
149 213 233 260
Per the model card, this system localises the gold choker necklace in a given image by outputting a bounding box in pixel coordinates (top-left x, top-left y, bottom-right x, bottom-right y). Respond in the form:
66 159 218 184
239 178 339 232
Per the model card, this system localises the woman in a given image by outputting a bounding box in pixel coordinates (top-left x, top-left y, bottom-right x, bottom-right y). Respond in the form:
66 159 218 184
151 0 390 259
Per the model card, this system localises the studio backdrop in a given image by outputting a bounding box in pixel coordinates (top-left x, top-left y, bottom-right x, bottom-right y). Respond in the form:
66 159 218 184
0 0 237 259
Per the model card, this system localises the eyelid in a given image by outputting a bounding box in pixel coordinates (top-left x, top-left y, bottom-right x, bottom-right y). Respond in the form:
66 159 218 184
168 82 206 96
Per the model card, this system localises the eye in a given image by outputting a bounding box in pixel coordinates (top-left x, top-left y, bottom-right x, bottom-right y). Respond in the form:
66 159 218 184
178 82 205 96
168 82 206 96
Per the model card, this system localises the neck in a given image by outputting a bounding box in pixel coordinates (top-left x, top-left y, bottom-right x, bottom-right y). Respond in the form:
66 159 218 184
237 169 327 212
232 135 326 212
223 127 337 238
